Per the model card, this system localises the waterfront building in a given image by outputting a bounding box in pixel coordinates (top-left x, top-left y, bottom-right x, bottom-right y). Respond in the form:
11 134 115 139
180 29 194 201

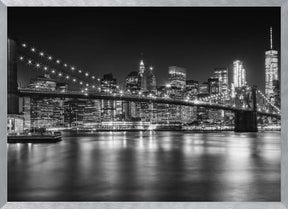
265 27 279 106
83 100 101 127
64 99 86 127
22 97 31 130
166 105 182 125
23 75 65 129
182 106 197 125
197 107 209 123
7 115 24 134
155 103 170 124
125 101 141 121
156 86 182 125
115 100 125 121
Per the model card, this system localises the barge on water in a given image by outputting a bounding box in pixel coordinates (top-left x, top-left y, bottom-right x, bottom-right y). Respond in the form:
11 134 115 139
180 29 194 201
8 131 62 143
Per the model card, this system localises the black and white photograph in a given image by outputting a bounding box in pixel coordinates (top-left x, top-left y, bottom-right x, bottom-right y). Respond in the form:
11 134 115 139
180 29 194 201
7 7 281 201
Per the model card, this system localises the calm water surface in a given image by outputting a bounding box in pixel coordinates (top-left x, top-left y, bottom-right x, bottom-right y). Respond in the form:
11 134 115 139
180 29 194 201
8 131 280 201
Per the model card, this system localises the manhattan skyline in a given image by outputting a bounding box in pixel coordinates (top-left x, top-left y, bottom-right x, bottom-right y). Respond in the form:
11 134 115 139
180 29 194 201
8 7 280 91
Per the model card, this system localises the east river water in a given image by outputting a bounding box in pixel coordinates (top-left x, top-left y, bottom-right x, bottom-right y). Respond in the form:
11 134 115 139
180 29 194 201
8 131 280 201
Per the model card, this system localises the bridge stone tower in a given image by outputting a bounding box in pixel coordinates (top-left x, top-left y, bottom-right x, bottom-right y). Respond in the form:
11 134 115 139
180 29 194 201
234 86 258 132
8 38 19 114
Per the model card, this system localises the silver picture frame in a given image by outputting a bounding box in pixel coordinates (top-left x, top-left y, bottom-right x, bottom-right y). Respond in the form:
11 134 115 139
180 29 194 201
0 0 287 208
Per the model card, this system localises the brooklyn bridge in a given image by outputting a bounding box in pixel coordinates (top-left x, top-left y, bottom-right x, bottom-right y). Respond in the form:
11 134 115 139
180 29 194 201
7 39 281 132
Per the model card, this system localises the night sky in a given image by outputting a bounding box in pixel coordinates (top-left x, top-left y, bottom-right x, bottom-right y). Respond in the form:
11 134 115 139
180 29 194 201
8 7 280 90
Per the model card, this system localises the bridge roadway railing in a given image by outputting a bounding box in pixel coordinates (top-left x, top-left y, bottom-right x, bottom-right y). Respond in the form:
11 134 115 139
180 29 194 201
17 88 280 119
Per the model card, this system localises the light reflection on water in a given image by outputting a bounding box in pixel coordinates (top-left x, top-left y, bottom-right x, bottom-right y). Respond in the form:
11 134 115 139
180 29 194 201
8 131 280 201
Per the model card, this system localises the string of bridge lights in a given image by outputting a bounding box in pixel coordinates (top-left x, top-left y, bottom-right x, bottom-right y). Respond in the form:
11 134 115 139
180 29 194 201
17 55 97 91
198 91 227 102
257 90 280 113
20 42 100 83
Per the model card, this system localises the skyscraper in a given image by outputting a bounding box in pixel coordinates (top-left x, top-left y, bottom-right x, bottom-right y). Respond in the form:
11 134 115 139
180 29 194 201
138 59 157 93
265 27 279 103
100 73 117 93
139 59 147 91
214 68 228 94
232 60 246 88
168 66 187 89
125 71 141 95
100 73 119 122
208 77 220 95
139 59 145 75
145 66 157 92
185 80 199 98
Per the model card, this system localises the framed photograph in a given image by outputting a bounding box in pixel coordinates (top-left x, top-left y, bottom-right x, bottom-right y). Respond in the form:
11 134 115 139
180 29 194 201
0 0 287 209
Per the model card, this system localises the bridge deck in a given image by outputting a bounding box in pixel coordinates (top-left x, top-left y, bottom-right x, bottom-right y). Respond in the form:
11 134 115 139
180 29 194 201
18 89 280 119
